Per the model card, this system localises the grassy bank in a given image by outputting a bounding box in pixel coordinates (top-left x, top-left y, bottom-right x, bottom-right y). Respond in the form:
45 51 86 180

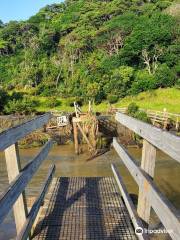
35 88 180 114
114 88 180 113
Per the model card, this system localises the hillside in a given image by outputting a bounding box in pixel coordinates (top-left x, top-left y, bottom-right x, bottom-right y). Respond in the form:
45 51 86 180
0 0 180 114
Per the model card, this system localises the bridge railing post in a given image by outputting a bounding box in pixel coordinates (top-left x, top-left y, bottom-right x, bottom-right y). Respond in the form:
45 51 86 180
176 116 179 131
4 142 28 234
163 108 168 129
137 139 156 225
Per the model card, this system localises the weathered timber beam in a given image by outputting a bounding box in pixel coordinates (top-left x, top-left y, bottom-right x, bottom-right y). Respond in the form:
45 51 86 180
16 164 55 240
113 138 180 240
115 112 180 163
111 164 149 240
72 118 82 123
0 113 52 151
77 123 94 150
0 140 53 225
72 117 94 123
73 122 79 154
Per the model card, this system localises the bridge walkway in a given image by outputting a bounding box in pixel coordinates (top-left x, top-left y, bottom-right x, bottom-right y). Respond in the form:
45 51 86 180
32 177 136 240
1 112 179 240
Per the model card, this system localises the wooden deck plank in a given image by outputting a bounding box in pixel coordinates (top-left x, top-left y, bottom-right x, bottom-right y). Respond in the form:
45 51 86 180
32 177 137 240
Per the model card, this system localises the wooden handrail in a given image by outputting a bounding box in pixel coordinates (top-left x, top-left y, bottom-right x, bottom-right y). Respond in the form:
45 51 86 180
16 164 55 240
111 164 149 240
0 113 52 151
146 110 180 118
115 112 180 163
113 107 180 130
114 112 180 238
113 138 180 240
0 140 53 225
0 113 53 237
114 107 180 117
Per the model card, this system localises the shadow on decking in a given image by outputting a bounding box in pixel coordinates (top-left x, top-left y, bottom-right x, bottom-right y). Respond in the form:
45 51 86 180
33 178 135 240
86 178 105 239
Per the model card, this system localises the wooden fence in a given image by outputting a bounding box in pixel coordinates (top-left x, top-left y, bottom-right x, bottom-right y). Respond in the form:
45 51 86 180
0 113 54 240
110 107 180 130
112 112 180 240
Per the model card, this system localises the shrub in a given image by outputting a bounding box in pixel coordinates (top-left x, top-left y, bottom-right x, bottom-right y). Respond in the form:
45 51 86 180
0 88 9 112
107 94 119 104
10 91 24 101
6 84 15 91
94 90 105 105
133 111 151 123
66 98 76 107
127 103 151 123
155 63 176 88
127 102 139 116
175 79 180 88
65 97 83 107
156 1 171 10
36 83 56 96
130 70 156 94
45 97 61 108
106 66 134 98
4 98 38 115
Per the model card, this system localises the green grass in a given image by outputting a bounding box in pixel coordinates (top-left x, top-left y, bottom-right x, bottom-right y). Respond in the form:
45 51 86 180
34 96 112 113
114 88 180 113
35 97 74 112
34 88 180 114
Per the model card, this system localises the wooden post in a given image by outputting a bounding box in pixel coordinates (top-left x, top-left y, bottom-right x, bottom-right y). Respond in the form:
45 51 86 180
73 122 79 154
88 101 92 113
163 108 168 129
152 111 157 125
5 143 28 234
176 117 179 131
77 123 94 151
43 124 47 132
137 139 156 224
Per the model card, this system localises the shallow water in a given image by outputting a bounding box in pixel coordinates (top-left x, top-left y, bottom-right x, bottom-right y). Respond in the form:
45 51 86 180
0 144 179 239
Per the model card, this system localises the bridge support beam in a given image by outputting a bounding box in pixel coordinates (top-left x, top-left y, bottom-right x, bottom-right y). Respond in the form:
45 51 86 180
73 122 79 154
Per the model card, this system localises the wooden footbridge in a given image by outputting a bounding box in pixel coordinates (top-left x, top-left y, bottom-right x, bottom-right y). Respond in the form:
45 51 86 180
0 112 180 240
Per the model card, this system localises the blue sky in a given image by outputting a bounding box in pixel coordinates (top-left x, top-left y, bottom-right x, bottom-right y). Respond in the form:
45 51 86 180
0 0 63 23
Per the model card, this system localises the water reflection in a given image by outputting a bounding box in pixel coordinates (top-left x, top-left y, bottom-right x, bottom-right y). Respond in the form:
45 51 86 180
0 144 179 239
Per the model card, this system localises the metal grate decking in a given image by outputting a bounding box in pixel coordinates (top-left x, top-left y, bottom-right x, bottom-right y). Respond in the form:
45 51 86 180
32 177 137 240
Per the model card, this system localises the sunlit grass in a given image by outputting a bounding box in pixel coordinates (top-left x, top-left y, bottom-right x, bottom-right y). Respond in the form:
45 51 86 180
33 88 180 114
114 88 180 113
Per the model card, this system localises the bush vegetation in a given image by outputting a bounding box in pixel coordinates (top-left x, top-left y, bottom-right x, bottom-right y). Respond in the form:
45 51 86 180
0 0 179 114
127 103 139 116
44 97 61 108
0 89 38 114
4 98 38 115
127 102 150 123
0 89 9 112
107 94 119 104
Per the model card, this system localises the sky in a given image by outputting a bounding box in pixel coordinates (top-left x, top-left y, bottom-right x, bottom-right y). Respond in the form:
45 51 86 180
0 0 63 23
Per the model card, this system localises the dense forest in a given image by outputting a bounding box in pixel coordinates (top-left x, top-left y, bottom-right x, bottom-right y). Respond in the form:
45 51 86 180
0 0 179 114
